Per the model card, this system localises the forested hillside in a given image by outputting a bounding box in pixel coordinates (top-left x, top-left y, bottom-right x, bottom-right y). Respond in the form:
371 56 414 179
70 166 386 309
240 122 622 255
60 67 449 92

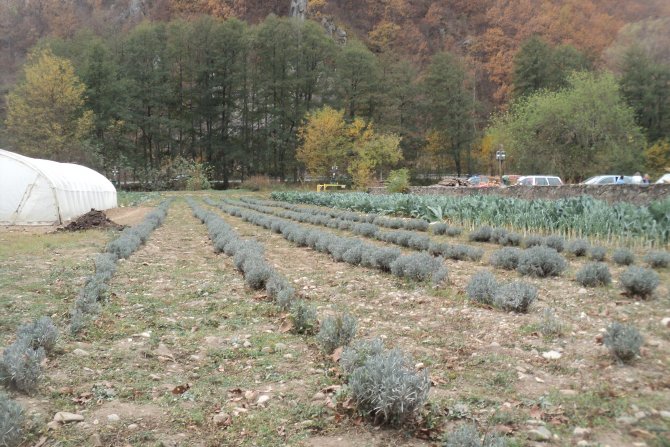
1 0 669 185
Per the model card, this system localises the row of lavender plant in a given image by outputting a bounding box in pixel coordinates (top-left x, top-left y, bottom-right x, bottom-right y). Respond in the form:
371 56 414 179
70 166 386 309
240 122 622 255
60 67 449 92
250 196 670 270
2 203 171 446
192 197 431 426
228 197 661 302
211 198 448 284
69 199 173 335
240 196 432 232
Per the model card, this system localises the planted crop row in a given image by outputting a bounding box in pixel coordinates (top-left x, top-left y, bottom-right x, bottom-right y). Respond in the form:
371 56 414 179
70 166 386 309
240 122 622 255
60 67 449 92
69 199 172 335
208 199 448 285
247 197 670 269
227 198 663 299
271 191 670 246
193 198 432 426
1 317 59 447
240 196 431 232
223 198 483 263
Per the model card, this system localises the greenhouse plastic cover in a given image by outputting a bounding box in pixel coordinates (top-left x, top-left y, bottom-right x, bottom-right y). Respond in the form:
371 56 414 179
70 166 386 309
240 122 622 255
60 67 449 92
0 148 117 225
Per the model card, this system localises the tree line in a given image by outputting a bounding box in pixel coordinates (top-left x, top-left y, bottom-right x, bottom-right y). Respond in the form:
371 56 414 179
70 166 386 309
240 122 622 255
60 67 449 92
3 15 669 186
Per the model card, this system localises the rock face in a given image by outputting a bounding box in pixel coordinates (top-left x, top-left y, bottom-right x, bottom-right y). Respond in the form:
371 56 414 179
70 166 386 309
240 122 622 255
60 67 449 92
289 0 307 19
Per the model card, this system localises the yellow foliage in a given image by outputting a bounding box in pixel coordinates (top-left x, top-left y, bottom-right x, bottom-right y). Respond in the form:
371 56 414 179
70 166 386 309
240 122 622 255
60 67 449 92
5 48 93 161
644 139 670 176
297 106 402 188
296 106 350 178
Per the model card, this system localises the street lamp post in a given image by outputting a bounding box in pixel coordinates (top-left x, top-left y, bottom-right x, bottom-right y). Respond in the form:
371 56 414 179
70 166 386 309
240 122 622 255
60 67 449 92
330 165 338 183
495 147 506 184
111 166 119 187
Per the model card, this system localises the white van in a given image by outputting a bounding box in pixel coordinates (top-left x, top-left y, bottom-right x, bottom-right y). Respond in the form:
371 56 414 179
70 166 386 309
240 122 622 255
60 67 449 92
517 175 563 186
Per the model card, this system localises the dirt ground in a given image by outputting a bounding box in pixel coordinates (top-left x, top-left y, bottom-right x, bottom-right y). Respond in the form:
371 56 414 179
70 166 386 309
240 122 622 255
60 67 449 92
1 193 668 447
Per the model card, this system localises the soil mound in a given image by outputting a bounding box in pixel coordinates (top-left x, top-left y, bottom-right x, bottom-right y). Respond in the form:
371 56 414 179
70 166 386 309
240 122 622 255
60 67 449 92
434 176 470 187
60 209 125 231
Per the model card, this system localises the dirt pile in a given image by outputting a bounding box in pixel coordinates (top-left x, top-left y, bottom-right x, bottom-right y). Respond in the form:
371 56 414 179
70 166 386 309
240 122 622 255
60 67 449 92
60 209 125 231
434 177 470 187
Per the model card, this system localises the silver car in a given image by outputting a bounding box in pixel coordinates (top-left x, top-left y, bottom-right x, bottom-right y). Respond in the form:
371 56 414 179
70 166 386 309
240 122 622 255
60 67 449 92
581 175 632 185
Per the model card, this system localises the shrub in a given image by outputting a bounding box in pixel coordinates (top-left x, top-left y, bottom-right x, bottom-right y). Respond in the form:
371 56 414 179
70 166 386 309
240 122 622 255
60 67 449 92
361 247 402 272
544 235 566 252
445 226 463 237
566 239 590 257
603 322 643 363
342 244 365 265
340 338 385 376
490 228 508 245
496 230 521 247
330 239 359 262
466 271 498 305
242 258 273 290
387 168 411 193
589 246 607 261
17 316 58 354
266 273 289 300
69 308 88 336
290 300 317 335
540 308 564 337
428 241 450 257
407 234 430 251
317 313 358 354
0 392 23 447
314 233 336 253
493 281 537 313
575 262 611 287
643 250 670 268
353 223 379 238
349 348 430 426
469 226 493 242
431 223 448 235
233 241 264 271
620 266 660 298
276 288 296 311
94 253 117 281
106 232 142 259
612 248 635 265
0 340 45 393
489 247 521 270
403 219 429 232
443 424 508 447
390 253 448 284
523 235 545 248
444 245 483 262
517 246 567 277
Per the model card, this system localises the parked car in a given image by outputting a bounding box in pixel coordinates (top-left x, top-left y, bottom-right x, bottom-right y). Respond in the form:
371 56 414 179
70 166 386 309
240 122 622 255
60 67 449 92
656 173 670 184
516 175 563 186
581 175 633 185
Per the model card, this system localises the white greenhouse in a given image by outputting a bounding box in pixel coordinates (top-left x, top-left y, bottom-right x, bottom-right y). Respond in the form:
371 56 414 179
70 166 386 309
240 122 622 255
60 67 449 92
0 148 117 225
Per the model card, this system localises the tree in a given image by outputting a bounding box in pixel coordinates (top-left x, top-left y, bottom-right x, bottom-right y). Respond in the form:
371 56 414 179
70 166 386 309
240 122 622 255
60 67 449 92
296 106 351 179
334 39 381 119
5 48 93 162
348 122 402 188
513 36 592 98
644 139 670 176
296 106 402 188
512 36 555 98
420 52 478 175
487 72 645 181
619 47 670 144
